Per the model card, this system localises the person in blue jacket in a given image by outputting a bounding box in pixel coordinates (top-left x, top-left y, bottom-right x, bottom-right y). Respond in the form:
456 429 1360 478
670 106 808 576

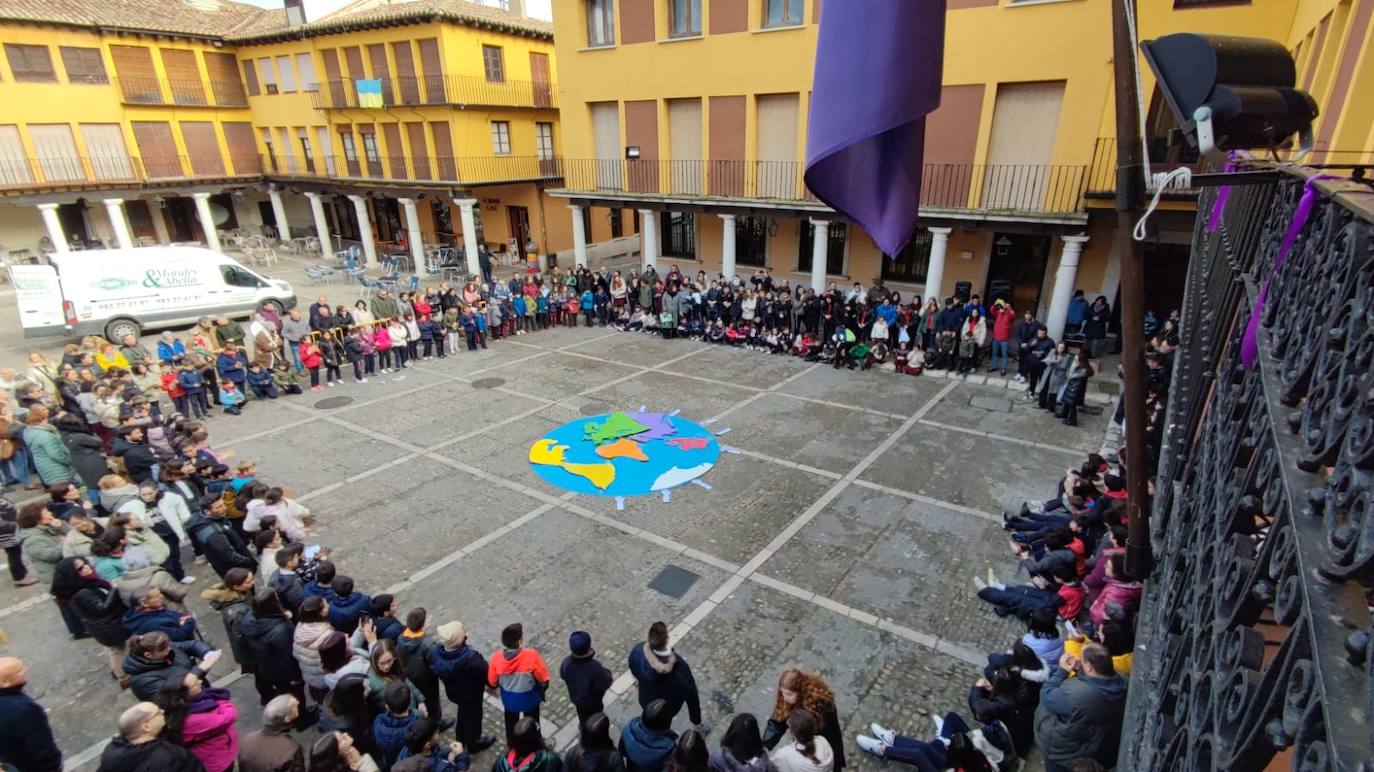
122 587 199 642
1065 290 1090 335
373 681 420 770
246 365 279 399
326 575 372 635
428 620 497 754
176 362 210 419
618 698 677 772
418 315 438 360
581 288 596 327
156 332 187 366
370 594 404 641
215 344 248 392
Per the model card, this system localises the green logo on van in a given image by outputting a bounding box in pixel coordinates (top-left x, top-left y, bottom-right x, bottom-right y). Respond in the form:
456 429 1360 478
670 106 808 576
95 277 139 290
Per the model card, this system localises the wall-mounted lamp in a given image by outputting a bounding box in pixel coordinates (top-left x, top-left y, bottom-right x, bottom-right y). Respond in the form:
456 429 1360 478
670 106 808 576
1141 33 1319 162
994 234 1012 256
625 146 641 160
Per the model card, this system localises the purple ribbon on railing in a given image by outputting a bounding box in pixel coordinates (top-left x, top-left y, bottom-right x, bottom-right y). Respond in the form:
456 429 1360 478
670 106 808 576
1205 156 1239 232
1239 175 1337 367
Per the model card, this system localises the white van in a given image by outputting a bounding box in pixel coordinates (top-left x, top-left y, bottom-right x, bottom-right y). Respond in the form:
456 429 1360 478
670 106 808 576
12 246 297 341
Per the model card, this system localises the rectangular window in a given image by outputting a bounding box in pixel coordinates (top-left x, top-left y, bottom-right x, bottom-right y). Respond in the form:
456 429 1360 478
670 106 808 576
668 0 702 37
275 55 296 92
796 221 846 276
258 57 278 94
341 132 358 161
59 47 107 84
298 129 314 173
490 121 512 155
660 212 696 259
295 53 318 92
764 0 804 27
736 215 768 267
482 45 504 82
5 44 56 83
587 0 615 46
881 229 932 283
535 122 554 160
361 133 380 162
242 59 260 96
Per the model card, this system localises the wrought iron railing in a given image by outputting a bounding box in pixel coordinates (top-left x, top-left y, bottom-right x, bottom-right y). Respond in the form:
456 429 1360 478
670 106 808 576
558 158 1088 214
311 74 556 110
113 75 249 107
0 153 262 190
1087 136 1207 196
1120 166 1374 770
264 153 562 186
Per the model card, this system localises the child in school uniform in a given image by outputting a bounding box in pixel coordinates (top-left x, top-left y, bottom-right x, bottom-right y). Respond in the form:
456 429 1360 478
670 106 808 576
862 341 889 371
373 323 394 373
176 362 209 418
418 314 438 360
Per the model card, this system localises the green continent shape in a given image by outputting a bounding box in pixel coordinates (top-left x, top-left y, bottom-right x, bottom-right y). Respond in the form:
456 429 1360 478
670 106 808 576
583 412 651 444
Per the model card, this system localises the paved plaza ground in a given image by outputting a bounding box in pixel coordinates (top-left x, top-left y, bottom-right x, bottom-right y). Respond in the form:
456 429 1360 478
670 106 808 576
0 323 1110 770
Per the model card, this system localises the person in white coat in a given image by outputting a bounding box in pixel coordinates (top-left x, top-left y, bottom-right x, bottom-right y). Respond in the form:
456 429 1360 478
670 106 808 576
116 480 193 584
243 485 310 542
770 711 834 772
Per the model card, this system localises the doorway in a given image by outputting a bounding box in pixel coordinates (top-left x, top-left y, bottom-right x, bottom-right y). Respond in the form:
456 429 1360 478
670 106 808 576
984 232 1051 314
164 197 200 242
610 208 622 239
507 205 531 259
372 197 402 244
126 200 157 242
258 201 276 232
1142 241 1190 317
57 202 92 246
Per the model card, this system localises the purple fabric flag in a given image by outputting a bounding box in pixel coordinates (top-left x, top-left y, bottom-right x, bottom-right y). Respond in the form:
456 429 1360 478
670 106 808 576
804 0 946 258
1239 176 1334 367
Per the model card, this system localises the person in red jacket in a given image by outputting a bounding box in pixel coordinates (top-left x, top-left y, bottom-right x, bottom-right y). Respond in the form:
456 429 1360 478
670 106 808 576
299 338 324 393
160 364 188 416
989 299 1017 376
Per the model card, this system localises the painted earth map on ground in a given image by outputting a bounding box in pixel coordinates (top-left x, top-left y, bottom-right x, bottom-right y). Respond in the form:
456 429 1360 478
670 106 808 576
529 410 721 500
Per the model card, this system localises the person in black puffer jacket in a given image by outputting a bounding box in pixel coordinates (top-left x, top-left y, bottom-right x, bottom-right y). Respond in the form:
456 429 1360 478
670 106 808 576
123 630 219 702
52 557 131 687
395 608 443 722
240 589 305 706
627 622 702 728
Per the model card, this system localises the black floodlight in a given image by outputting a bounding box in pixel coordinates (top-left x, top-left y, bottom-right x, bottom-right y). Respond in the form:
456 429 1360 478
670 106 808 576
1141 33 1318 162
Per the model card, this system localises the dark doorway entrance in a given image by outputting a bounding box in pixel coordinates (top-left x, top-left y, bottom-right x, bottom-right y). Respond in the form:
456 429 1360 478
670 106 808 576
984 232 1051 315
126 200 158 242
165 197 199 242
258 201 276 232
372 198 402 244
330 196 360 242
1143 241 1190 317
610 208 622 238
507 205 531 259
58 202 92 247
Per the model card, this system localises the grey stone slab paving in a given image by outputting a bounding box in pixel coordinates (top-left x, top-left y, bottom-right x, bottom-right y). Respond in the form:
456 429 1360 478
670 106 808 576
227 418 409 494
658 345 813 391
760 485 1024 655
333 379 549 448
776 364 949 416
859 426 1061 515
721 393 906 475
583 370 758 424
554 331 707 369
479 351 643 402
922 383 1110 454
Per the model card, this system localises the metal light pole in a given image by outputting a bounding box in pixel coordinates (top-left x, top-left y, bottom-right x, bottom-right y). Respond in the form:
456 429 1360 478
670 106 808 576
1111 0 1154 579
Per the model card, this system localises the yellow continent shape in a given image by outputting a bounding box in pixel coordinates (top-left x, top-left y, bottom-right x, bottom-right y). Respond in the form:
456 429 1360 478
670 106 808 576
529 438 616 490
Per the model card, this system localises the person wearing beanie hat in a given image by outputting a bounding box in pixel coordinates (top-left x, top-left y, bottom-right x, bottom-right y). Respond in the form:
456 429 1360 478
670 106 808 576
561 631 613 725
428 621 497 754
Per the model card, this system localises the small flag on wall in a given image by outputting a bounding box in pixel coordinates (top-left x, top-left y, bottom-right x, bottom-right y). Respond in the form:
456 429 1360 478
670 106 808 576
357 79 383 108
804 0 947 258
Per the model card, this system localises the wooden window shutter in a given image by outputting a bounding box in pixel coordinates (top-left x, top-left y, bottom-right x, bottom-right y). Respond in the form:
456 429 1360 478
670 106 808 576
221 121 261 174
110 45 161 104
417 38 443 104
180 121 225 176
366 44 392 104
392 41 419 104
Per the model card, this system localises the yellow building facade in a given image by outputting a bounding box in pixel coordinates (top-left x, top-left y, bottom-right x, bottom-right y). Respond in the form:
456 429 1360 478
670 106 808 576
0 0 595 277
549 0 1374 336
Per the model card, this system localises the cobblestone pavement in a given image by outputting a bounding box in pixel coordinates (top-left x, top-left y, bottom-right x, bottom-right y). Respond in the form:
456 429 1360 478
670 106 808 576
0 325 1094 770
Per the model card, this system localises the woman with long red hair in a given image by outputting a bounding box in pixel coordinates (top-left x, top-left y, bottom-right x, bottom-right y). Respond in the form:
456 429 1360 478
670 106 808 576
761 669 845 770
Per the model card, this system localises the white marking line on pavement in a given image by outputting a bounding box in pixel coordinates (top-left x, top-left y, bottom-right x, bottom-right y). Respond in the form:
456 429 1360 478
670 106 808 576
848 479 1005 523
916 418 1085 458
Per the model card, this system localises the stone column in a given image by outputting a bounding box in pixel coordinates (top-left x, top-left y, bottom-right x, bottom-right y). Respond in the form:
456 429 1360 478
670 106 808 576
191 193 222 252
809 219 828 293
305 192 331 254
1045 234 1090 341
398 197 425 269
455 198 481 277
639 209 658 270
37 203 68 253
102 198 133 249
924 227 952 303
347 195 377 265
268 188 291 242
719 213 736 279
569 204 588 268
149 203 171 245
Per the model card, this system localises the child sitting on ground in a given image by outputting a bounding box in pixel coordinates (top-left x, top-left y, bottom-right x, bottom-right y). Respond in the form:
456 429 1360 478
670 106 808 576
707 321 726 344
246 364 280 399
863 341 889 370
219 381 245 415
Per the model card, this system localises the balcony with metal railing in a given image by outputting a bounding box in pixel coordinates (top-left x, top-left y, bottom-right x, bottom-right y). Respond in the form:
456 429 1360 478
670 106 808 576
114 75 250 108
311 74 556 110
558 158 1089 216
0 153 263 192
264 153 563 186
1087 136 1207 197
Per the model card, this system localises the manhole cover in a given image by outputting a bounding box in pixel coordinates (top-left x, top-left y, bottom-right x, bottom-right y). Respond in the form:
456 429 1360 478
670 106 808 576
970 396 1012 412
580 402 613 416
648 565 700 599
471 377 506 389
314 396 355 410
